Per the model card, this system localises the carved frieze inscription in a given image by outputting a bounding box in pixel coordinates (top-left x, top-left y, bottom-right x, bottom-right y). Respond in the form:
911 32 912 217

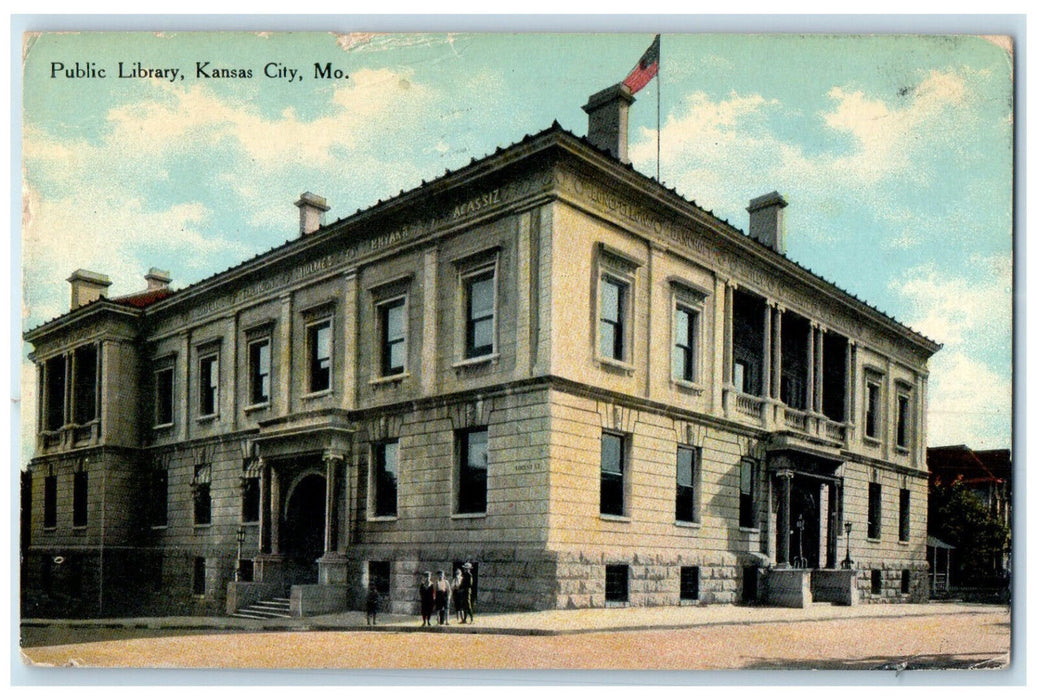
555 167 917 362
176 168 554 328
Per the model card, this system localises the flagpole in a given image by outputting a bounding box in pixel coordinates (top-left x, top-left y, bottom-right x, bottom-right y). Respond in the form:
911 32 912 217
656 36 661 183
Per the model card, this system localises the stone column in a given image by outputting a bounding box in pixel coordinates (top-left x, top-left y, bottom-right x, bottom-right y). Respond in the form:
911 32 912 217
815 326 825 416
722 281 735 415
323 454 341 554
772 306 783 401
777 470 793 566
270 465 281 555
844 340 854 426
826 481 841 569
258 458 269 554
805 324 815 418
341 271 358 410
762 302 773 405
278 294 292 416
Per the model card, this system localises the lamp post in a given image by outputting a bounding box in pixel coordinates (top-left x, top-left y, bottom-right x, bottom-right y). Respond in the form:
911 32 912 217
235 525 246 582
842 521 853 569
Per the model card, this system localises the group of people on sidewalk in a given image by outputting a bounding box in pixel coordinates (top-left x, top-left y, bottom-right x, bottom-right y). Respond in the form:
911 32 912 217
419 562 475 626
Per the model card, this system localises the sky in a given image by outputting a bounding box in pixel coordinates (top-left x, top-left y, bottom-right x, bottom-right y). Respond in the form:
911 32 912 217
18 30 1015 464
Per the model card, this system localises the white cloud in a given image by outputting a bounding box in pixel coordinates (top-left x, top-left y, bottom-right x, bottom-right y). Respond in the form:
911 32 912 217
93 68 436 169
926 350 1012 449
891 254 1012 346
21 180 249 321
628 69 978 232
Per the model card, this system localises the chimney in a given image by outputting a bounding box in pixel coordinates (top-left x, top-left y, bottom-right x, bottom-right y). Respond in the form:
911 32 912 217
67 269 111 310
294 192 330 236
144 267 172 291
746 191 789 254
582 83 635 163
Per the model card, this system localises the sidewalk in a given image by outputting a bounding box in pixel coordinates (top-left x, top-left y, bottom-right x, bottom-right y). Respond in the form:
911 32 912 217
21 601 1005 637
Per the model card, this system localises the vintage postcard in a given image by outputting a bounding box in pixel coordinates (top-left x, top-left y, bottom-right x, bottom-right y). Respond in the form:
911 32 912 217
17 26 1014 674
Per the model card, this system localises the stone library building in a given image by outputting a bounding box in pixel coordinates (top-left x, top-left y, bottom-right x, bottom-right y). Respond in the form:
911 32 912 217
22 83 940 618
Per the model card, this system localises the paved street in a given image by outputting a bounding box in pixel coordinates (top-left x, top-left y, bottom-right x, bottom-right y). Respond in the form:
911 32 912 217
19 602 1010 671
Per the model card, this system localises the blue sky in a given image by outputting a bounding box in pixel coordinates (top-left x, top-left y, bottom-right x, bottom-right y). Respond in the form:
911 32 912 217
20 31 1014 462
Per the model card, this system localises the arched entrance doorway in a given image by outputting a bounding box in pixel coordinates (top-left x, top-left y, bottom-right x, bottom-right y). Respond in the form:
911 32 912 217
283 473 326 585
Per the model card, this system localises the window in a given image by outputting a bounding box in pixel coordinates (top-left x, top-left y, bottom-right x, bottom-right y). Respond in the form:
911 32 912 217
242 476 260 524
372 441 399 518
457 428 488 514
193 557 206 596
680 566 700 601
72 471 87 527
871 569 882 595
739 459 756 528
307 319 332 393
868 481 882 539
154 366 175 426
198 352 219 417
901 570 911 594
368 561 391 597
896 391 911 449
599 277 627 361
72 345 98 424
676 445 699 523
672 305 697 382
865 379 881 439
605 564 629 603
248 339 271 406
150 469 168 527
600 433 626 517
44 356 66 431
464 270 496 358
193 464 212 526
898 488 910 542
379 298 407 376
43 475 57 528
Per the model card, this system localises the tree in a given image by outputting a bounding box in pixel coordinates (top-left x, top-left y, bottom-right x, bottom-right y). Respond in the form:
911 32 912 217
929 476 1010 586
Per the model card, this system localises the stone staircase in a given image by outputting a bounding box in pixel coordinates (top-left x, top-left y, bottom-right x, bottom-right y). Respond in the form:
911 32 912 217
230 597 292 620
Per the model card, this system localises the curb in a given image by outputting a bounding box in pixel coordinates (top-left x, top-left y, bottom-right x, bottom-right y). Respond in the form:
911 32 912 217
20 605 1005 638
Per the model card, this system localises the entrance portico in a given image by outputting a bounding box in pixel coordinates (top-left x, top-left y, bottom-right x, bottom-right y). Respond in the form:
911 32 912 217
766 445 856 607
231 410 354 615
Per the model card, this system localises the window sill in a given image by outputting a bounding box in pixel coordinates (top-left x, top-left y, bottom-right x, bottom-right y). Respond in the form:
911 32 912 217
301 389 333 400
452 354 499 370
42 526 57 532
72 525 87 532
244 402 271 413
152 422 175 431
451 512 487 520
196 414 218 424
675 520 701 529
739 526 760 534
150 525 168 531
895 445 911 455
863 436 882 447
194 524 213 530
604 601 629 608
671 378 703 394
599 513 631 523
867 537 881 544
898 540 910 546
369 372 410 386
597 356 635 375
679 598 701 606
367 515 399 523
